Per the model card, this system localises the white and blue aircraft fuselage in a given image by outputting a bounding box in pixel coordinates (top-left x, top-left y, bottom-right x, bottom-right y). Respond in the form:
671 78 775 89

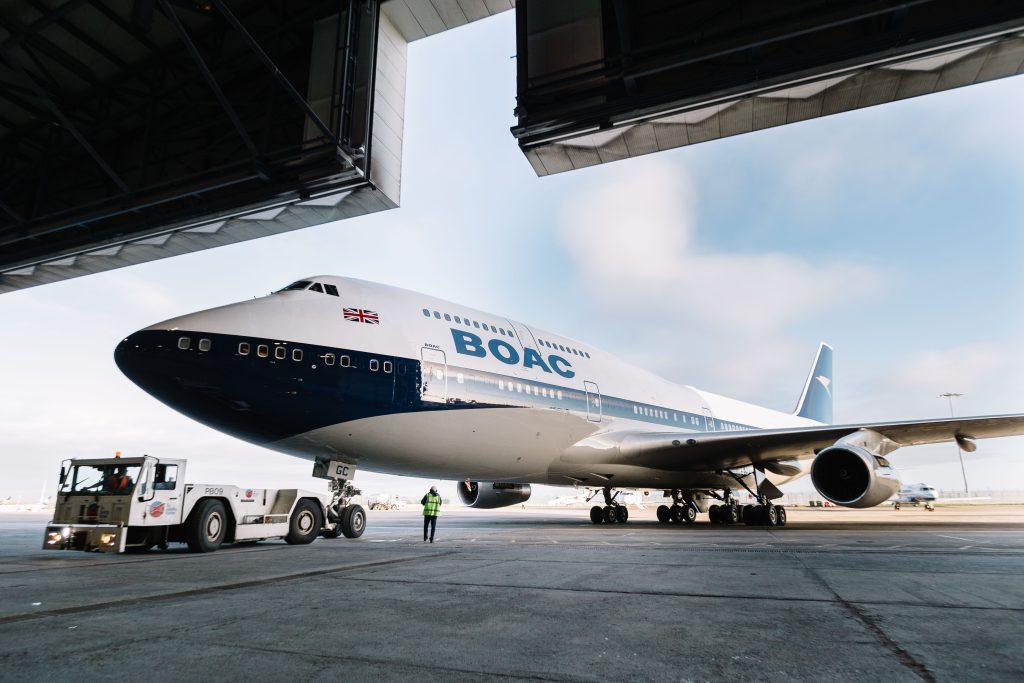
114 276 1024 525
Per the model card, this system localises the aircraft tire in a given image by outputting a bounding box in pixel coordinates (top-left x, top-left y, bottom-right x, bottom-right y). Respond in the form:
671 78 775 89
656 505 671 523
590 506 605 524
708 505 720 524
603 506 617 524
616 506 628 523
285 499 322 545
776 506 787 526
726 505 740 524
186 499 227 553
765 504 779 527
341 504 366 539
683 506 697 524
753 505 767 525
743 505 757 525
670 505 684 524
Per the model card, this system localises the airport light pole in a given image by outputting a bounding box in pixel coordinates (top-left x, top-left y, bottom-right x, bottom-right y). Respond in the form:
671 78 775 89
939 392 969 496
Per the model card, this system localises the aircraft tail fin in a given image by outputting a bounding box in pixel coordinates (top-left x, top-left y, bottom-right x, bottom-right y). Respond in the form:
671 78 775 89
794 343 834 424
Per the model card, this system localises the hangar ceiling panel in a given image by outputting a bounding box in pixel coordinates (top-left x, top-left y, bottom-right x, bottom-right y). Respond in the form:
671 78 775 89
513 0 1024 175
0 0 391 294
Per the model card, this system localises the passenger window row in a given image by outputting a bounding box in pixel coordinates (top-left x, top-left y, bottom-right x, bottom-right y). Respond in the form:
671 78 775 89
421 308 515 338
419 308 591 359
536 338 590 359
235 341 393 373
178 336 212 352
497 378 564 401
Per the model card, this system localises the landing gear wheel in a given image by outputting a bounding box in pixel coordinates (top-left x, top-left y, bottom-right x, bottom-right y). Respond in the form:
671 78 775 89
656 505 671 524
670 505 685 524
765 504 779 527
186 499 227 553
590 505 605 524
683 505 697 524
615 506 629 523
708 505 720 524
751 504 766 525
776 506 787 526
340 504 366 539
285 499 322 545
726 505 740 524
743 505 757 525
603 506 617 524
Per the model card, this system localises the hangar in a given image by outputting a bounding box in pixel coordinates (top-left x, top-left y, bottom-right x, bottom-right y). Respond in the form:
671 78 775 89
2 0 1022 293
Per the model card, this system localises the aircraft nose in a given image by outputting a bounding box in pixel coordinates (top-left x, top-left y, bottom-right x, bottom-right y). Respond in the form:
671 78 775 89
113 328 277 442
113 328 352 448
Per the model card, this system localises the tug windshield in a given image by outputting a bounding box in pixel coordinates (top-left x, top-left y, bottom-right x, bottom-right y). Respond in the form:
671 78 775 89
60 463 141 495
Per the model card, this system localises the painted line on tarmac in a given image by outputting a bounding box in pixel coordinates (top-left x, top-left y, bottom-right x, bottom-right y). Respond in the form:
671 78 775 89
935 534 986 543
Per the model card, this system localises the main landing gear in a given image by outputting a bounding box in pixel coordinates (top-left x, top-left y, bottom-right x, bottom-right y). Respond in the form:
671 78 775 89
656 489 698 525
652 485 788 527
589 486 629 524
313 458 366 539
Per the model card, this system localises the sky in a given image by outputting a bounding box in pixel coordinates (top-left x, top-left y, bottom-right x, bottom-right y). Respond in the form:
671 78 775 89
1 12 1022 504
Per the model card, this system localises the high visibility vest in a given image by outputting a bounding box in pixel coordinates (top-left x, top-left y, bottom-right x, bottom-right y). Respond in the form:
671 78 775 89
422 493 441 517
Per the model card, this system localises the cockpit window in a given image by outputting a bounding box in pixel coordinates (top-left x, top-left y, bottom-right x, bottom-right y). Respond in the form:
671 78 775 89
310 283 324 293
278 281 311 292
324 284 339 296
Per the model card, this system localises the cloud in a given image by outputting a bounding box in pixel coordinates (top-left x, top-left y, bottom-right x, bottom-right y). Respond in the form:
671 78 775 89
558 159 886 334
860 342 1024 418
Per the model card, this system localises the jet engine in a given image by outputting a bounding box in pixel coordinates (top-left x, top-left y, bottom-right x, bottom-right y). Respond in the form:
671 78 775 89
457 481 532 509
810 444 900 508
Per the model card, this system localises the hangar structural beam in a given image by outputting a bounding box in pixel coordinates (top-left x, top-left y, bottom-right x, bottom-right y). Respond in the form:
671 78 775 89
0 1 388 294
512 0 1024 175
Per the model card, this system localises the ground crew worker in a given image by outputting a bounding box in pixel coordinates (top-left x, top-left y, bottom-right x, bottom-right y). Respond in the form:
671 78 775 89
421 485 442 543
105 466 133 494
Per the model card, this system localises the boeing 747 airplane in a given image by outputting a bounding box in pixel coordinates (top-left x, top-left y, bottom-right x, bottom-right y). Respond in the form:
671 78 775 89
114 276 1024 536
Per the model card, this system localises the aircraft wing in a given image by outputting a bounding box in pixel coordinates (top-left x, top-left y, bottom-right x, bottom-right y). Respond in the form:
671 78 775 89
575 414 1024 474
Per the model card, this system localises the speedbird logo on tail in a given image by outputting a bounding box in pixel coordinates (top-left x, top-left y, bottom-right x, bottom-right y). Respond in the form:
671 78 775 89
815 375 832 397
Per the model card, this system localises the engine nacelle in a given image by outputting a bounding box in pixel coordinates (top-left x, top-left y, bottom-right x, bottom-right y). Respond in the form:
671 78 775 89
457 481 532 509
810 445 900 508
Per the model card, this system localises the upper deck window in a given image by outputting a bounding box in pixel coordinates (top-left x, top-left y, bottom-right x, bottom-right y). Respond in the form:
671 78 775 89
278 281 311 292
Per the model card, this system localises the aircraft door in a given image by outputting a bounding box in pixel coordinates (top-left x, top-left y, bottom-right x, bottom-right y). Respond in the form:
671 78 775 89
420 348 447 402
507 320 536 349
584 381 602 422
702 407 716 431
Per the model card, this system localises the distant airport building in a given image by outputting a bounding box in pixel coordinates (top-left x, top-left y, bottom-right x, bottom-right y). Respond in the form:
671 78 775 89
2 0 1023 293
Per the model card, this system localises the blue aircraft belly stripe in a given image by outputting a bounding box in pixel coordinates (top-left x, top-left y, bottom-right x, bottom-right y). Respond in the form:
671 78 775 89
114 330 753 447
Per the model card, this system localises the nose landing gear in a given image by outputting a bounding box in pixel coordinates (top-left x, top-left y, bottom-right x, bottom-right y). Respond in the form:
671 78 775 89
312 458 366 539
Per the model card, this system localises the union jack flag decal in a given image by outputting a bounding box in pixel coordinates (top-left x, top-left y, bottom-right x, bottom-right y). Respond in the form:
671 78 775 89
343 308 380 324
